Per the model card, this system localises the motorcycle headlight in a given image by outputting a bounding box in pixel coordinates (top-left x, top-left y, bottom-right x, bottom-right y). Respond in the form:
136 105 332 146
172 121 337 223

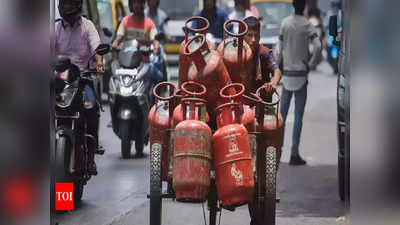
59 70 69 81
56 87 78 108
120 86 134 95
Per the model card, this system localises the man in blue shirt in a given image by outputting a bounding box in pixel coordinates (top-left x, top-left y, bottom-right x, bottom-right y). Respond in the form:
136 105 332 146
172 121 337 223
192 0 228 39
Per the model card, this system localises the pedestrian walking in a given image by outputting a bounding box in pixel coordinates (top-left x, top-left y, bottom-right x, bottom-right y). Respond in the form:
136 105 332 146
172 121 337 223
278 0 321 165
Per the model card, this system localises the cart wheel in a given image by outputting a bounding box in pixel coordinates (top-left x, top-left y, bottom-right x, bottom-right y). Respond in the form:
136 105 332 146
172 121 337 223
265 146 277 225
150 143 163 225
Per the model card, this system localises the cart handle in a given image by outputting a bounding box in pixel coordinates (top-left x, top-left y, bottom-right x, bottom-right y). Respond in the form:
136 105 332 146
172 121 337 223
256 86 280 128
181 81 207 98
255 86 280 106
184 16 210 42
223 19 248 38
223 19 248 63
153 82 176 101
183 34 208 71
219 83 245 102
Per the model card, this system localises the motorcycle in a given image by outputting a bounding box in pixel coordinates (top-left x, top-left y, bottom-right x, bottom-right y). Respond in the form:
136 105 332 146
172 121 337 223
109 40 151 159
52 44 110 209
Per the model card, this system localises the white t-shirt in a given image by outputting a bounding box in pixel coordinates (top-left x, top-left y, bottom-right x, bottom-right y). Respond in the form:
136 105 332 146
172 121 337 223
279 15 321 91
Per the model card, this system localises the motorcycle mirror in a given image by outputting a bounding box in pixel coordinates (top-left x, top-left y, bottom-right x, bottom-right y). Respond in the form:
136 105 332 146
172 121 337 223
53 55 71 72
102 27 113 37
95 44 111 55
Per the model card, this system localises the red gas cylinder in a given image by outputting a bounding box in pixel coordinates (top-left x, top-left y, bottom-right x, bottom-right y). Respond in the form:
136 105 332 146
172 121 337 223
185 34 232 117
173 97 212 202
217 19 253 89
179 16 215 86
213 102 254 208
256 87 284 165
219 83 256 132
172 81 210 128
149 82 176 181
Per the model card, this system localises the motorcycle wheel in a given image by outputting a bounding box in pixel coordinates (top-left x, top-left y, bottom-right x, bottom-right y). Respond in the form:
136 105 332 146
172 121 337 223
54 135 85 210
74 181 84 204
150 143 162 225
55 136 69 180
264 147 277 225
120 122 132 159
52 136 69 212
135 133 144 156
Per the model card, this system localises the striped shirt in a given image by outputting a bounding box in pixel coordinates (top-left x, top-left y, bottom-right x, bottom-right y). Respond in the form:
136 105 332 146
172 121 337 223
117 15 157 46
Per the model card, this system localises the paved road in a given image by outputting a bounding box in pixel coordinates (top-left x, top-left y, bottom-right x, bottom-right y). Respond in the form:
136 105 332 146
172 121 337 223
53 60 346 225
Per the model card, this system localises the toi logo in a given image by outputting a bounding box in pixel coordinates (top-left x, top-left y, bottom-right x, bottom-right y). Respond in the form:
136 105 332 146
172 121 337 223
55 183 74 210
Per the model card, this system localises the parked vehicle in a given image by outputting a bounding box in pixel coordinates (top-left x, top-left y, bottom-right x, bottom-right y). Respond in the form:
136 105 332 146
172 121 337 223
52 44 110 209
330 0 349 202
109 40 151 158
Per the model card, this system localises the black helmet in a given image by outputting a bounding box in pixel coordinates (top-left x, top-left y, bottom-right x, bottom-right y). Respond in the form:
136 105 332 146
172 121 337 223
128 0 146 13
58 0 82 17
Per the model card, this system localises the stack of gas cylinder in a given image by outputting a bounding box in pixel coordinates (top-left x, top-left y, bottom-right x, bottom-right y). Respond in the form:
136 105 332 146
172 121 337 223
148 16 283 209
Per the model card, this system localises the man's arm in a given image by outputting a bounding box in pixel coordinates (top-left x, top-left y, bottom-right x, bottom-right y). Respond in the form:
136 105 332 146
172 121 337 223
270 68 282 87
307 24 322 70
112 18 126 48
112 35 123 49
262 50 282 93
86 19 104 73
95 54 104 73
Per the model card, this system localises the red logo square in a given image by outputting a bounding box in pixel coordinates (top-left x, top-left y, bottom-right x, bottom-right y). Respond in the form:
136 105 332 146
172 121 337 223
55 183 74 210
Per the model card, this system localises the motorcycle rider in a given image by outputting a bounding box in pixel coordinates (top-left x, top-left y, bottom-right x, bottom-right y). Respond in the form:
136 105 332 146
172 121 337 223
54 0 105 175
111 0 159 55
111 0 161 93
111 0 159 157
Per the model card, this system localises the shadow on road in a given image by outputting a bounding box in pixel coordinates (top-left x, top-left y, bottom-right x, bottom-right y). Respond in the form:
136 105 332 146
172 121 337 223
276 162 346 218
